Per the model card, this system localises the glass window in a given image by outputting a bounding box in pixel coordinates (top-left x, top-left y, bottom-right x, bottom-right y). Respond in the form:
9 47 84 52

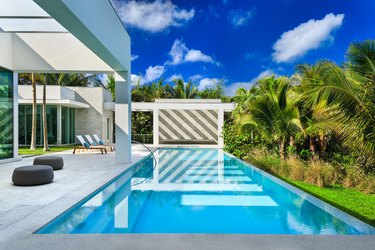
69 108 75 144
62 107 75 144
0 68 13 160
18 105 57 146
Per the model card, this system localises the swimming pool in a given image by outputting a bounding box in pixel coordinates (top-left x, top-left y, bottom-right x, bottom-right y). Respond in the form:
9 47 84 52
37 148 375 235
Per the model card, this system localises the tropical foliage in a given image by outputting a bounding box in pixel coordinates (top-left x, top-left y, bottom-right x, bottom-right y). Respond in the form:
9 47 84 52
225 40 375 193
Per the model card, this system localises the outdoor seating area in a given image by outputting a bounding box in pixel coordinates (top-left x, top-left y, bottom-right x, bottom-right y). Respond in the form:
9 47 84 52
0 145 151 245
73 135 109 154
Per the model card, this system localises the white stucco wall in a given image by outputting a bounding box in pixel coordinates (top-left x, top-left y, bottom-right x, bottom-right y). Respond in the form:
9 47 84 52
0 33 13 70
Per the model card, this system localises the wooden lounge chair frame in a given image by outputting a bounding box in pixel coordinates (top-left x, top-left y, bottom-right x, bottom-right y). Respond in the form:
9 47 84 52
73 146 107 154
92 134 116 151
73 135 108 154
85 135 114 152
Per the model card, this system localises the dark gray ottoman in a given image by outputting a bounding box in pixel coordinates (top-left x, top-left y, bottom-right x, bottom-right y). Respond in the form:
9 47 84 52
12 165 54 186
33 156 64 170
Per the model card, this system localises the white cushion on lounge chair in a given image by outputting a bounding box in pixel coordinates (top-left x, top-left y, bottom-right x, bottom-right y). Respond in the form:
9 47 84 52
93 134 102 144
85 135 96 145
76 135 87 146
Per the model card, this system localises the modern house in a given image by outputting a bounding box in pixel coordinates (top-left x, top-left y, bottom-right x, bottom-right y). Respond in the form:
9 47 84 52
0 0 132 163
17 85 235 147
18 85 114 146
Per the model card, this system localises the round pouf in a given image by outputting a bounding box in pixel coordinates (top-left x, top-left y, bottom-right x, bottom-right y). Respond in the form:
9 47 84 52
12 165 54 186
33 156 64 170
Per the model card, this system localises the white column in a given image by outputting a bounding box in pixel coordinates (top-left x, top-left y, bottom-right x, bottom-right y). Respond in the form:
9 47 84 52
115 72 131 163
153 108 159 147
218 108 224 148
56 105 62 145
13 72 19 158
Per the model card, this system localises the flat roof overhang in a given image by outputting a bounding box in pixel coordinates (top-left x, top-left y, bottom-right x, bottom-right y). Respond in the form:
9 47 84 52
0 0 130 78
104 101 236 112
18 99 90 108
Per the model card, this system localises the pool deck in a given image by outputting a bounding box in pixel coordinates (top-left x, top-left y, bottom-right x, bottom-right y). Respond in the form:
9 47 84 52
0 146 374 250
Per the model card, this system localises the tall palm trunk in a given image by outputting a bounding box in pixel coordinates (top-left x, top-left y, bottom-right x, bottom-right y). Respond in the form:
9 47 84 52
289 136 295 147
318 133 326 158
318 133 326 151
309 136 316 158
30 73 37 150
42 75 50 151
279 138 286 160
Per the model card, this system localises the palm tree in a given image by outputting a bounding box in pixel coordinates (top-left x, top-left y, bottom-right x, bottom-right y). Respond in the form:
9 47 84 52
305 43 375 166
198 81 224 99
42 74 49 151
233 75 302 159
173 79 198 99
30 73 37 150
49 73 103 86
295 62 341 158
345 40 375 84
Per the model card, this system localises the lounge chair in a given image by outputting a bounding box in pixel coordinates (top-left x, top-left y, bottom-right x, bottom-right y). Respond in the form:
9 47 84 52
73 135 107 154
85 135 114 152
93 134 115 151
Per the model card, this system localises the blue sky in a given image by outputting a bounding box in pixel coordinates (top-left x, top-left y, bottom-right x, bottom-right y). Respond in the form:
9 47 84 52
112 0 375 95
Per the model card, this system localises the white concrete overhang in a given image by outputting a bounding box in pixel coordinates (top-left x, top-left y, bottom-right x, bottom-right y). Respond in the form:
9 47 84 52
18 99 90 108
0 0 130 79
104 101 236 112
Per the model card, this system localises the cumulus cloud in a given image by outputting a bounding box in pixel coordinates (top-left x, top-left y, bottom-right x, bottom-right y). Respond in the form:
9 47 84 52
168 39 216 65
167 74 183 82
198 78 220 91
226 70 274 96
131 54 139 61
228 9 255 27
143 65 165 83
131 74 141 85
189 74 203 82
113 0 195 32
272 13 344 63
132 65 165 85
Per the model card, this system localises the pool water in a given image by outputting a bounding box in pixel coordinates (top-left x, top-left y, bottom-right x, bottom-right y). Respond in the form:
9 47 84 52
37 148 375 235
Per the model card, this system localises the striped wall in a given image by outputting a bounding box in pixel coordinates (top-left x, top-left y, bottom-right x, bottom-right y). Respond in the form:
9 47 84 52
158 109 218 144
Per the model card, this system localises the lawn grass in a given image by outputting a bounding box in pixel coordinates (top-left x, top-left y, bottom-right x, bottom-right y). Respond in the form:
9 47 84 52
286 179 375 227
246 157 375 227
18 146 76 156
246 154 375 226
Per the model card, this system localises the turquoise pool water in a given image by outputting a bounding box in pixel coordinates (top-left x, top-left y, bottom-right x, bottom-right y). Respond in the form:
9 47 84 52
37 148 375 235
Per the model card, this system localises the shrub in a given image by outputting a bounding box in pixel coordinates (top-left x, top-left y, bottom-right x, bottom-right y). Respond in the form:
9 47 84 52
304 161 339 187
299 149 312 160
223 122 252 158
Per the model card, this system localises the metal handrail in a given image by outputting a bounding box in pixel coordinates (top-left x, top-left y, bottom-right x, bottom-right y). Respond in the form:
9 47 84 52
131 140 157 186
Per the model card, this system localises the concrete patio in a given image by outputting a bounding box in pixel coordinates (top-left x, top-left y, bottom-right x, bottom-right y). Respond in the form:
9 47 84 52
0 145 151 243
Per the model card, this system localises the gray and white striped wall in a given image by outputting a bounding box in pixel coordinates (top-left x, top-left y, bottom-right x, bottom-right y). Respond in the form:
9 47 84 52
130 99 235 147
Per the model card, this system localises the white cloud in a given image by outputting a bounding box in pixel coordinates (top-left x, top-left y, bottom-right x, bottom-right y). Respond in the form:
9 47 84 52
226 70 273 96
198 78 220 91
167 74 183 82
272 13 344 63
229 9 255 27
132 65 165 85
168 39 216 65
185 49 214 63
131 74 141 85
189 74 203 82
113 0 195 32
131 54 139 61
143 65 165 83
